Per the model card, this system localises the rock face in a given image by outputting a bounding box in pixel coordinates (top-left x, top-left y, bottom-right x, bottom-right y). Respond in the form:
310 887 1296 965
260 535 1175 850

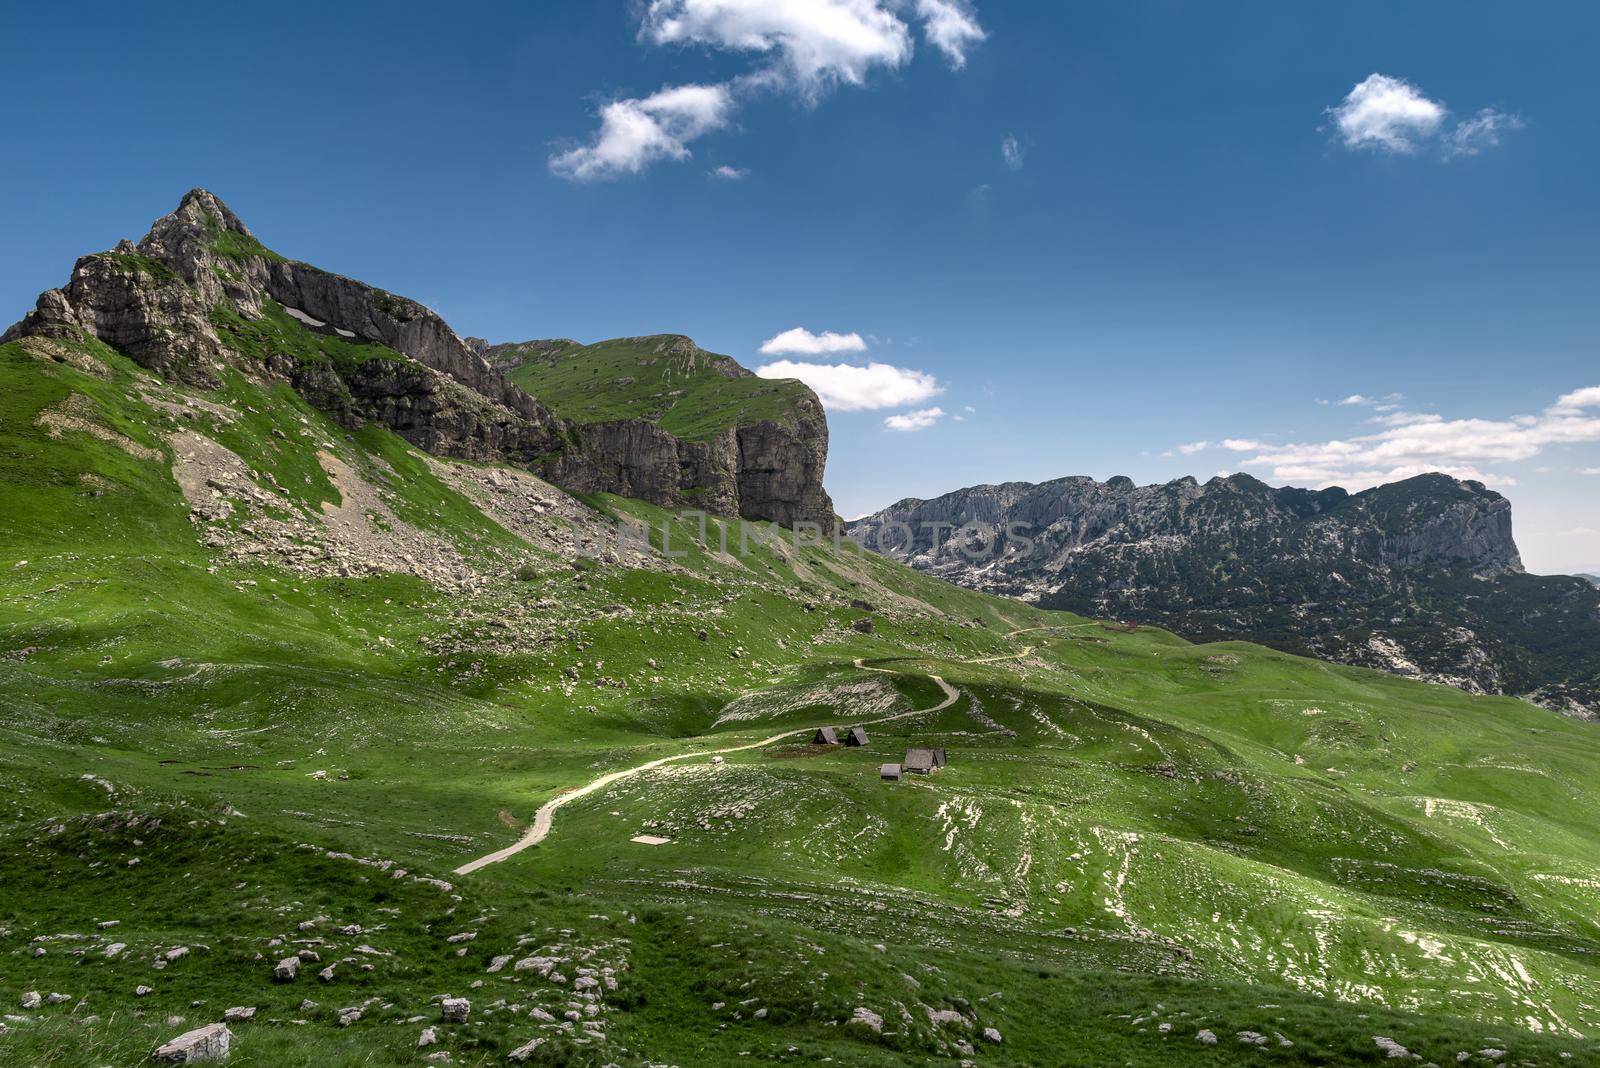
492 333 837 530
848 472 1600 717
3 190 834 529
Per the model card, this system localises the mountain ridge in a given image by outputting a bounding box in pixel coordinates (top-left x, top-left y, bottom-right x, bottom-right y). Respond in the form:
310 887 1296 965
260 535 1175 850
848 470 1600 717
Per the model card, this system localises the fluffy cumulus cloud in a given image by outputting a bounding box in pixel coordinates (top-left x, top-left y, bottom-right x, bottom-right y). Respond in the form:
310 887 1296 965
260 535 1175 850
554 1 985 180
884 406 945 431
758 327 868 356
755 358 942 411
549 84 734 180
1327 73 1520 159
1208 385 1600 491
1328 74 1445 154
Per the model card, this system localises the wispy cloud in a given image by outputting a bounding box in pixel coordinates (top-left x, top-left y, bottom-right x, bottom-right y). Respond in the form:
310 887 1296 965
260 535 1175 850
709 164 749 180
884 406 945 431
1001 133 1024 171
1443 107 1525 158
549 83 733 181
756 359 943 411
915 0 986 68
554 1 986 180
759 327 867 357
1226 386 1600 490
1327 73 1521 160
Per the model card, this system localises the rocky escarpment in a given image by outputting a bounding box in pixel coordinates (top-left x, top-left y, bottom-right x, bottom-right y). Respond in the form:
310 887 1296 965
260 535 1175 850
4 190 835 528
492 334 836 530
849 472 1600 717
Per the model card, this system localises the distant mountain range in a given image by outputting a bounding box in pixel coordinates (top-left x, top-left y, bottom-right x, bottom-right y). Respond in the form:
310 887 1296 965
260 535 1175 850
848 472 1600 718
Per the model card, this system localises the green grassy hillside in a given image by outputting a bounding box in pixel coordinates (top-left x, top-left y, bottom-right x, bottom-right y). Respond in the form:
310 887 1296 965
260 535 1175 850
495 335 814 441
3 327 1600 1066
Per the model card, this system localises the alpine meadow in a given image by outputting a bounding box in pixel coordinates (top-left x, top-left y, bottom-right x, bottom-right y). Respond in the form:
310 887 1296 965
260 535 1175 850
4 4 1600 1068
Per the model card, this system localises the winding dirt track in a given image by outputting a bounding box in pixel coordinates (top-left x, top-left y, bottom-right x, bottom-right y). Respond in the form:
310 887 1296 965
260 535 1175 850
454 662 961 875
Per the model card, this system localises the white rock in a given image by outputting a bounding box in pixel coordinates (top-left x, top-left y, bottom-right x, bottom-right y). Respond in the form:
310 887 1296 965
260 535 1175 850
441 997 470 1023
1196 1030 1218 1046
508 1038 545 1062
20 991 42 1010
849 1007 884 1033
1374 1036 1411 1059
274 957 299 981
223 1006 255 1023
105 943 127 958
136 986 154 997
153 1022 232 1063
982 1027 1002 1045
318 965 336 982
486 954 513 973
417 1026 438 1048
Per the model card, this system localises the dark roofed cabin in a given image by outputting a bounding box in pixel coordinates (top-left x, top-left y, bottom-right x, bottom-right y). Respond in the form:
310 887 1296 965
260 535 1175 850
813 727 839 745
845 727 869 747
904 747 942 774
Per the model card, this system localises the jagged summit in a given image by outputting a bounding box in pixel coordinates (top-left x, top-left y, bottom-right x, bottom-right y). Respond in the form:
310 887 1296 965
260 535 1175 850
5 190 836 529
844 469 1600 715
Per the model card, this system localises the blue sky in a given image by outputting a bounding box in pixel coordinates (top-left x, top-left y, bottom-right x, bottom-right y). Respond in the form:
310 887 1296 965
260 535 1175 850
3 2 1598 572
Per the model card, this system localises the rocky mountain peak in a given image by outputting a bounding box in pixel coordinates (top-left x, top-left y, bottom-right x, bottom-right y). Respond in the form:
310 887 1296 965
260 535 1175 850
6 189 837 530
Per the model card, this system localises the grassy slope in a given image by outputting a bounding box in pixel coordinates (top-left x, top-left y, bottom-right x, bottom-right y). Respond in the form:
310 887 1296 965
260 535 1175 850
500 336 813 441
2 330 1600 1066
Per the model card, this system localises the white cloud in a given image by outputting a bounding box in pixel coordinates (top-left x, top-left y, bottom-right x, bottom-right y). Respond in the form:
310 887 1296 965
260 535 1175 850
884 406 945 431
709 164 749 180
1220 439 1261 452
550 83 733 181
755 359 942 410
917 0 985 68
1444 107 1524 158
1225 384 1600 490
1582 467 1600 477
758 327 868 356
1001 133 1023 171
1176 441 1210 455
1329 74 1445 155
1554 386 1600 413
555 1 985 178
1557 527 1599 537
644 0 914 99
1327 74 1521 159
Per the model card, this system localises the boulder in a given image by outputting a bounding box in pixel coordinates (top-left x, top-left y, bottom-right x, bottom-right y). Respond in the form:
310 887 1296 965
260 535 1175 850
273 957 299 981
441 997 470 1023
152 1022 232 1063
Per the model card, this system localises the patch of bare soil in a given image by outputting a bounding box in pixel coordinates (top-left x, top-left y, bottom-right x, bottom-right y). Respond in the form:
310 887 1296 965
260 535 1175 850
36 393 160 460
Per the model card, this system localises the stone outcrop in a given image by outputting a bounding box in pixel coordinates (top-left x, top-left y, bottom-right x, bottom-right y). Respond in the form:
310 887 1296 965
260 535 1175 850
4 190 835 528
849 472 1600 716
